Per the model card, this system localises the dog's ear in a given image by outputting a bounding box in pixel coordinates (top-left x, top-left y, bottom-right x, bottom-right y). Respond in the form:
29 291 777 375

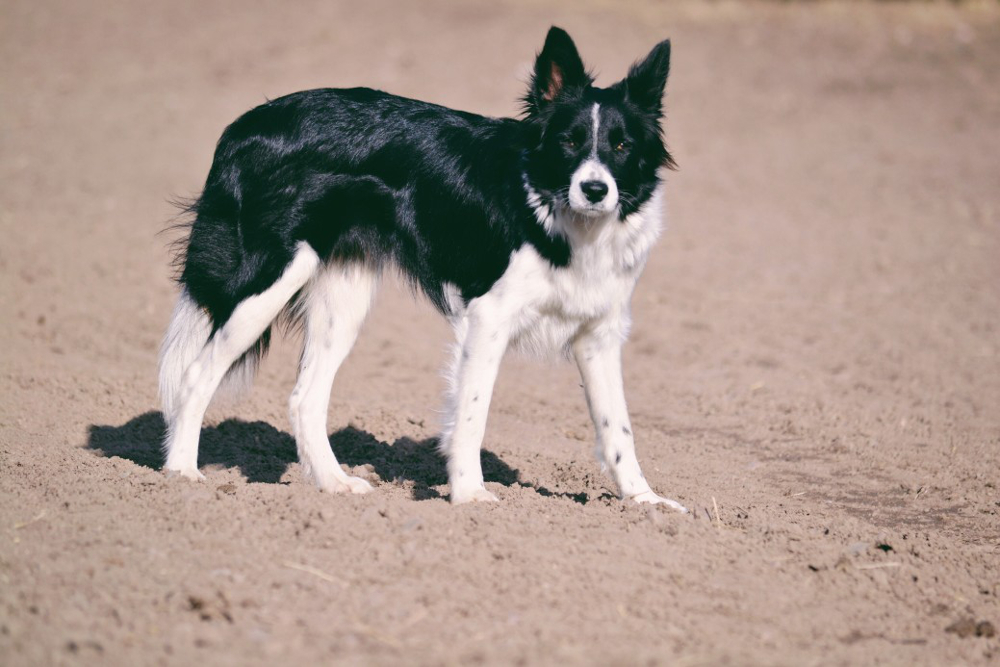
623 39 671 117
525 27 591 114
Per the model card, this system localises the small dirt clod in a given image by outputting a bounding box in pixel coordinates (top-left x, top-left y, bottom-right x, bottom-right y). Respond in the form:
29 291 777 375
945 618 995 639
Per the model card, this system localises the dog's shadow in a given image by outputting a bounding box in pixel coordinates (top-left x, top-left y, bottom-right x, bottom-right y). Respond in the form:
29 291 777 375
85 411 519 500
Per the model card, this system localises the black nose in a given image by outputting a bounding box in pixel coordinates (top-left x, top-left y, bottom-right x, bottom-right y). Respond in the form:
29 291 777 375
580 180 609 203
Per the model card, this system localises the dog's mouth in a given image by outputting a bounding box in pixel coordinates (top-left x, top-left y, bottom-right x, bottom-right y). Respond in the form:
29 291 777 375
569 207 613 222
571 201 616 214
562 195 620 220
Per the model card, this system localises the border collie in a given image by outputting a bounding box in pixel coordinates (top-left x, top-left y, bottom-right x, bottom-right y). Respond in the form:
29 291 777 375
159 27 685 510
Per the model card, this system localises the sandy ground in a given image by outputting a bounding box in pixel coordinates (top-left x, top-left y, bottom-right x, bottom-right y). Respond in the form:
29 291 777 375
2 0 999 664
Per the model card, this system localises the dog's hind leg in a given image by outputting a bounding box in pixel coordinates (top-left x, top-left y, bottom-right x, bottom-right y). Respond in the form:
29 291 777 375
163 243 321 479
289 261 377 494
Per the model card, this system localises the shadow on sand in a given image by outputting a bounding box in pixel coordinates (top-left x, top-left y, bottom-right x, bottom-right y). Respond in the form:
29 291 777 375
86 411 524 501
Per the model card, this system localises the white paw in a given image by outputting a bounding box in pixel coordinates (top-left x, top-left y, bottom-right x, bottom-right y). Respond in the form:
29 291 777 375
630 490 687 513
319 474 374 495
450 484 499 505
164 467 206 482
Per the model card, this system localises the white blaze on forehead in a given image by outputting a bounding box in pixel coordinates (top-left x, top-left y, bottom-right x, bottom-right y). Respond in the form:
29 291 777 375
566 103 618 214
590 103 600 155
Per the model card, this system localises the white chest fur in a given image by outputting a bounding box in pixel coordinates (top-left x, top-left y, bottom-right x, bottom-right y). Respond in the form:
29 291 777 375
491 187 664 357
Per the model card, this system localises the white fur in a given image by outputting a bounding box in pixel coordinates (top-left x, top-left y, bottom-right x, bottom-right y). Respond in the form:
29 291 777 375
159 288 212 426
569 158 619 215
524 184 554 236
440 293 513 503
438 282 470 462
162 243 320 480
288 261 378 494
591 103 601 148
159 291 262 425
443 185 686 510
441 282 465 317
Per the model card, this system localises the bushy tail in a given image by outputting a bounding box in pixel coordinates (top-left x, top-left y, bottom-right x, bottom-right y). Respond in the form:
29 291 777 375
158 289 265 425
159 289 213 424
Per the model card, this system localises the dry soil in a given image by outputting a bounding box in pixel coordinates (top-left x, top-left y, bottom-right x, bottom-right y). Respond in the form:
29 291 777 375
1 1 999 665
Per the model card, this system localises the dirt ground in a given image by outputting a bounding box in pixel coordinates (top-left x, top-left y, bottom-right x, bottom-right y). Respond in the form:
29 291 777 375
1 0 998 664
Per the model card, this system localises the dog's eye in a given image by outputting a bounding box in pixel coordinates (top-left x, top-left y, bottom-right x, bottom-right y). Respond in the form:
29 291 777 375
563 138 578 149
615 141 629 152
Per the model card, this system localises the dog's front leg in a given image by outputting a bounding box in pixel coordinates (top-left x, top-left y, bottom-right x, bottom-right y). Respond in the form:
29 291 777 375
572 332 687 512
442 299 510 505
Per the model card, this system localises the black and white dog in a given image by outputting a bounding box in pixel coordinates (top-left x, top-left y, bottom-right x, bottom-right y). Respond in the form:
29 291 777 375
159 27 685 510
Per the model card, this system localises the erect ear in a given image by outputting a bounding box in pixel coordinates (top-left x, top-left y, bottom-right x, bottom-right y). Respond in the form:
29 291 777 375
526 27 591 114
624 39 671 116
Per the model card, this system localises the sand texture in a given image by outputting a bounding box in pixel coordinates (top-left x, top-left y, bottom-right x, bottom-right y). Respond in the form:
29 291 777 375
1 1 998 664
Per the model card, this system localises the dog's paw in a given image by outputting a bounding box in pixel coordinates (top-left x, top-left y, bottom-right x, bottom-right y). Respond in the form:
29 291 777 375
319 475 374 495
164 467 206 482
450 484 499 505
629 490 687 513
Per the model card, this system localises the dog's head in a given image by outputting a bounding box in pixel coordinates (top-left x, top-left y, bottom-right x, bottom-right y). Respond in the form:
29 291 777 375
522 27 675 221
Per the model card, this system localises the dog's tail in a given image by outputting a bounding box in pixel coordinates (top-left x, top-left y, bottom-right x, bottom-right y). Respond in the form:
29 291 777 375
159 289 211 425
158 288 264 425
